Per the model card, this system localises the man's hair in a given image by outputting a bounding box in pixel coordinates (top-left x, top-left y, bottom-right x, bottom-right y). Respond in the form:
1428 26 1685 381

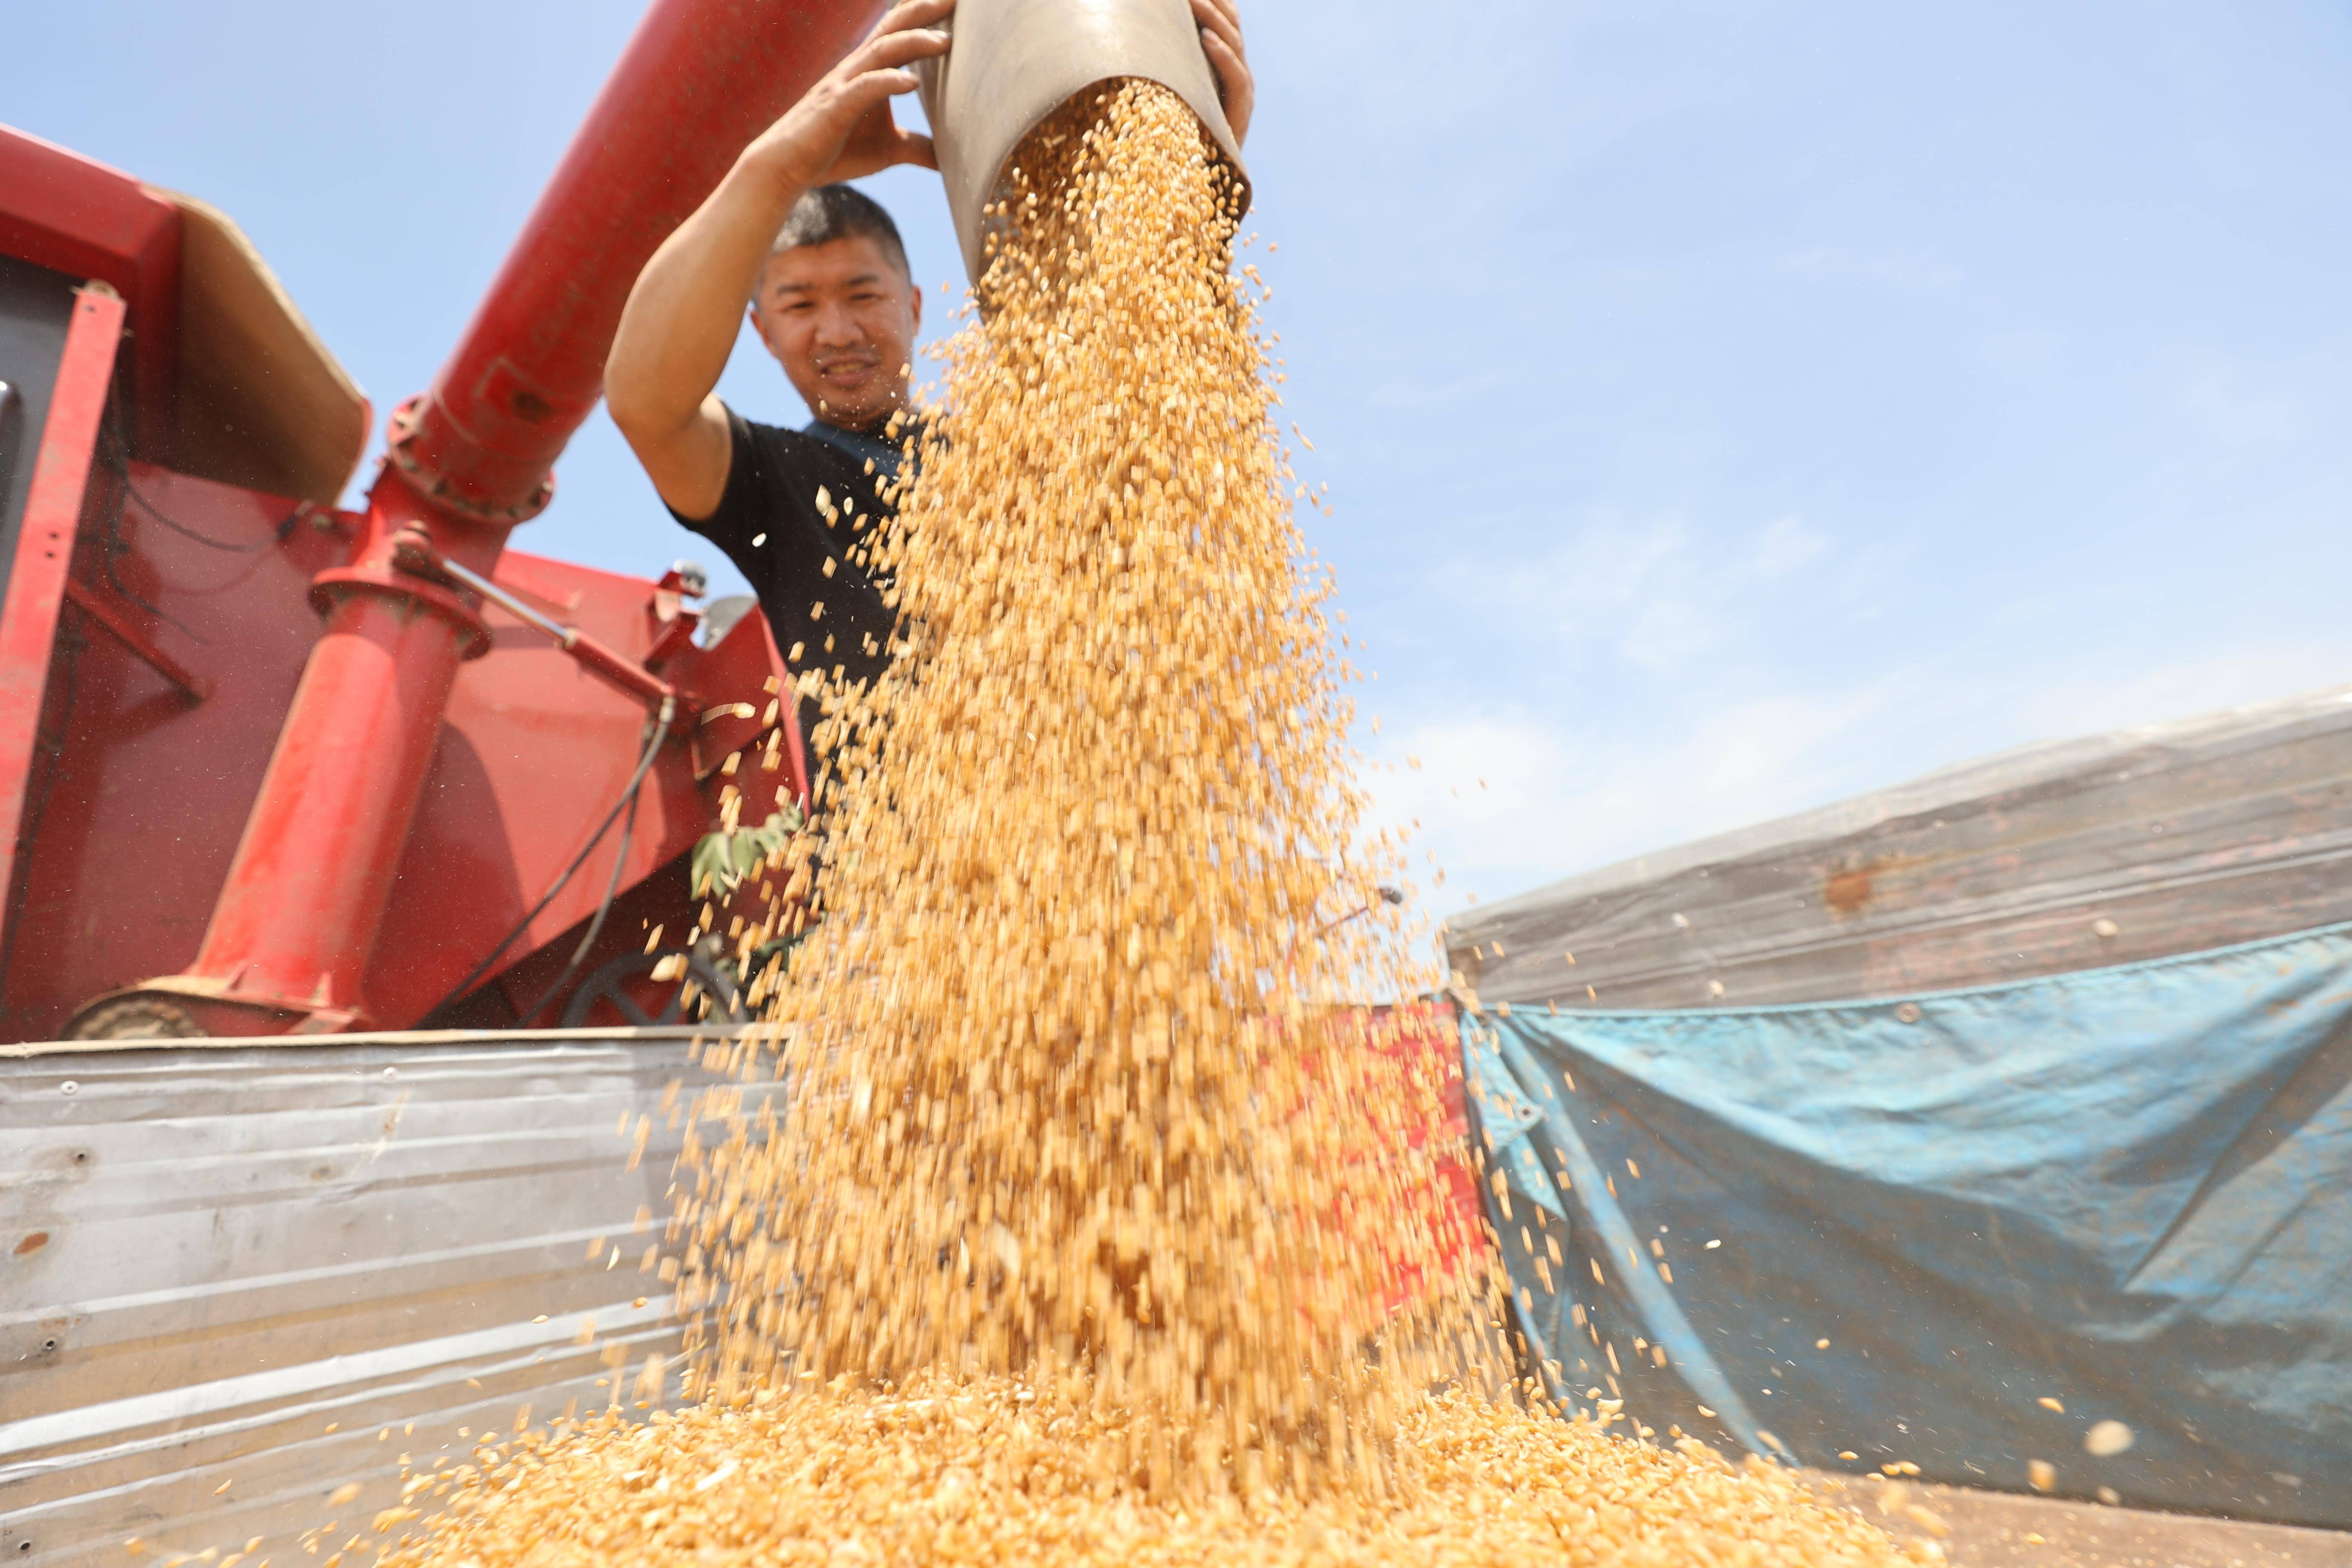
772 184 910 279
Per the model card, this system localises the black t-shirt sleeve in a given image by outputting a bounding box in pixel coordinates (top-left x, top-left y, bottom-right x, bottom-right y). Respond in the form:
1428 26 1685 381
665 407 769 554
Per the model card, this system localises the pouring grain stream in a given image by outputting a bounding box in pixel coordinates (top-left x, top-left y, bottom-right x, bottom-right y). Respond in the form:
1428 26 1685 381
356 81 1922 1566
679 77 1450 1496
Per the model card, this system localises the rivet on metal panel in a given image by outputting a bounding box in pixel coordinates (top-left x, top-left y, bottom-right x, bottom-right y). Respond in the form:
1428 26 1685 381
1894 1003 1923 1024
383 1067 399 1080
59 1080 77 1095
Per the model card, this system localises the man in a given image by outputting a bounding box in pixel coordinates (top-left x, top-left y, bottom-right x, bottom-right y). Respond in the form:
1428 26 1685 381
605 0 1253 781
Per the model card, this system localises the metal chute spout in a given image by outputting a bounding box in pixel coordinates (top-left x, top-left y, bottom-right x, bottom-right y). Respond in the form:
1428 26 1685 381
915 0 1250 286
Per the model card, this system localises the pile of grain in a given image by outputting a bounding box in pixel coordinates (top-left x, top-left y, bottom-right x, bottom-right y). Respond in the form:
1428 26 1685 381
361 79 1920 1567
369 1374 1915 1567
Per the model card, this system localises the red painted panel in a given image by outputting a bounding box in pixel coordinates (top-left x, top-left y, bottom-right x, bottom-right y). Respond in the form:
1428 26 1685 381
1360 1002 1491 1315
0 284 123 960
366 552 723 1027
1407 1003 1491 1292
0 465 352 1040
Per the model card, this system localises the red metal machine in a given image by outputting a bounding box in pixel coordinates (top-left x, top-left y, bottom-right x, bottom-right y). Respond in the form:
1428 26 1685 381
0 0 889 1043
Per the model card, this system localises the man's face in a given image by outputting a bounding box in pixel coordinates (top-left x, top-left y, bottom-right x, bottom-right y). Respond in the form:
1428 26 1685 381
750 235 922 432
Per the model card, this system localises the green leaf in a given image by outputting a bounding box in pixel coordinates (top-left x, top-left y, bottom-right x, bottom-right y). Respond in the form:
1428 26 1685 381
690 807 806 899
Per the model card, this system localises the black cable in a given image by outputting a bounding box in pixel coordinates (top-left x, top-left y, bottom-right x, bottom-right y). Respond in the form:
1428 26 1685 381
421 697 674 1024
89 380 309 619
92 393 271 556
100 487 205 642
151 514 299 602
119 478 276 553
90 388 208 641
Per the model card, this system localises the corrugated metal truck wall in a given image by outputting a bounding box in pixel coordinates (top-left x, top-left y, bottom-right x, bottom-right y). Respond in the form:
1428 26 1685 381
1454 685 2352 1009
0 1029 779 1566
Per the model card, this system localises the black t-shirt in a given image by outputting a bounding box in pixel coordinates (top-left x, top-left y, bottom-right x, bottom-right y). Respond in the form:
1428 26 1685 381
669 409 912 784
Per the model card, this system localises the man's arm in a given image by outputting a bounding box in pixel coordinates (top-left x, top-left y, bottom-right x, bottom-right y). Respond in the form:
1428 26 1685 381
606 0 952 521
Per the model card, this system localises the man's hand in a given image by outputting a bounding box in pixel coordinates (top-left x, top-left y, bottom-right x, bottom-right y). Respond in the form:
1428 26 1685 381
744 0 954 193
1191 0 1253 147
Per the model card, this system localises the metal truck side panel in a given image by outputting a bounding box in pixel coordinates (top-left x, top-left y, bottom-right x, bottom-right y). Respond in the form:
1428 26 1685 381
1452 684 2352 1009
0 1029 776 1566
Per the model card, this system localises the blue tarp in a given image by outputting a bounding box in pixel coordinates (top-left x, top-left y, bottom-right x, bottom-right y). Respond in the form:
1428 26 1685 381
1461 921 2352 1527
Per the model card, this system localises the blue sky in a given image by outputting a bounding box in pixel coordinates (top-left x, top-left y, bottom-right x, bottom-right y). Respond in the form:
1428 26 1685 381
9 1 2351 910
